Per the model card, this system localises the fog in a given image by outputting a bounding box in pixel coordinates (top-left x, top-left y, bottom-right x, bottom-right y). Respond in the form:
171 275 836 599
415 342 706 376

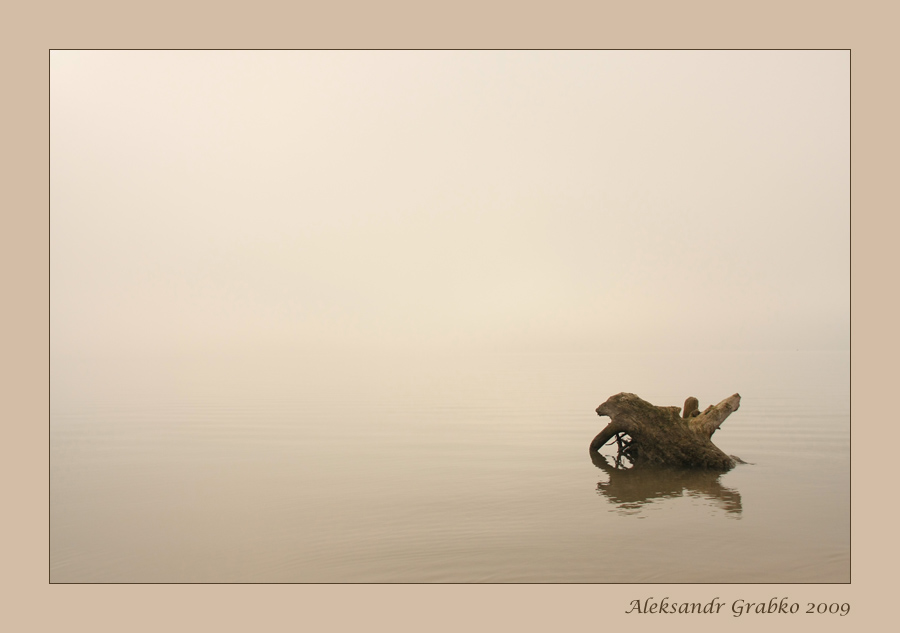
50 51 849 362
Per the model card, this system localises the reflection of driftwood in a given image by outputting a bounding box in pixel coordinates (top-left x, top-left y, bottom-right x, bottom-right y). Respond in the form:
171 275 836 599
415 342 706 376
590 452 742 515
591 392 741 470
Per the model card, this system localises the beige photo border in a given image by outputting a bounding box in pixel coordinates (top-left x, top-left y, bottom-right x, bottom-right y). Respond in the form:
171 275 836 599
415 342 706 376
8 1 883 630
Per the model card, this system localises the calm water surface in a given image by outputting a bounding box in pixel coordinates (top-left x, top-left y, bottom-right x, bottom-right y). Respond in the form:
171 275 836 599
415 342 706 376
50 351 849 582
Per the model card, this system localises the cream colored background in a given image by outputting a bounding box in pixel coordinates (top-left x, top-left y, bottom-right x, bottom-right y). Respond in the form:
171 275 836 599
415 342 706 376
50 50 848 363
7 0 887 631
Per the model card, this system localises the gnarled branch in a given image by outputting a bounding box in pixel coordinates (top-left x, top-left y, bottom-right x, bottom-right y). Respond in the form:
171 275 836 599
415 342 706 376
591 392 741 470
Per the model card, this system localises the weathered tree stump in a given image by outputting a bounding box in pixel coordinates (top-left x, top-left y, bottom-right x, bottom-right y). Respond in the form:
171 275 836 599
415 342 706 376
590 392 741 470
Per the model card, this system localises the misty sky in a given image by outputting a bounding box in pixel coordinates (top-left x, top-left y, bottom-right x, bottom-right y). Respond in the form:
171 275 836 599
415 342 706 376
50 51 849 357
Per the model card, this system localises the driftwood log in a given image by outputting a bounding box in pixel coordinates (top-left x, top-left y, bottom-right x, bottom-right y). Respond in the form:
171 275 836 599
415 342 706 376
590 392 742 470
